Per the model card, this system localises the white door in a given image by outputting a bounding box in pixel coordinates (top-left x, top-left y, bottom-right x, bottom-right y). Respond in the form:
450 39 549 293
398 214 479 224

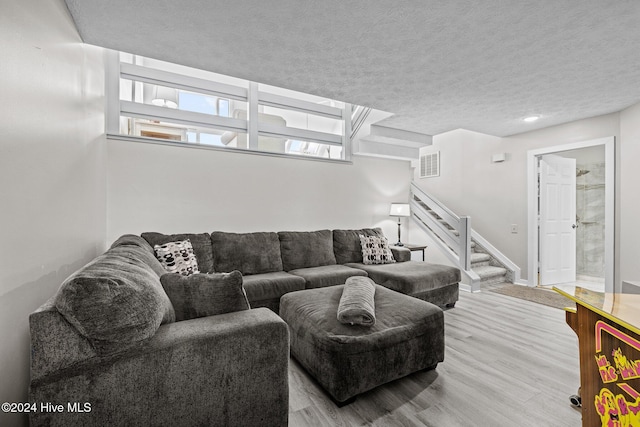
539 154 577 285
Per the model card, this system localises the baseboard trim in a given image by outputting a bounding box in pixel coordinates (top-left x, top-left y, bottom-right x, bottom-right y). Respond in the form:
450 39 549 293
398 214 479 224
460 283 481 293
513 279 530 287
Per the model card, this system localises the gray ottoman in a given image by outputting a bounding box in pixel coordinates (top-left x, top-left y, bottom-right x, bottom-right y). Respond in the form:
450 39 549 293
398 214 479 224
280 285 444 404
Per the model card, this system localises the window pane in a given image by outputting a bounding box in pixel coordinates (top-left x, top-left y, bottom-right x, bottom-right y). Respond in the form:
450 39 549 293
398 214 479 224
119 52 250 89
125 117 187 141
121 116 246 149
199 133 223 146
258 83 344 109
260 105 343 136
119 79 246 118
284 139 342 159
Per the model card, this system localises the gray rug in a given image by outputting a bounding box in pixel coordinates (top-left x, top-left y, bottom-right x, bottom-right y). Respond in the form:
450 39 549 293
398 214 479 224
487 284 576 310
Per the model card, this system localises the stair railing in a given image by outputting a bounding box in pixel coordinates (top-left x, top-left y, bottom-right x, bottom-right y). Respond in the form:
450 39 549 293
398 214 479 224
350 105 371 140
409 182 521 290
409 183 471 271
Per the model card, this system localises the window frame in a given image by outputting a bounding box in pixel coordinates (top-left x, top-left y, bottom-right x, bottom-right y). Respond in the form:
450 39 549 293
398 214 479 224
106 51 353 162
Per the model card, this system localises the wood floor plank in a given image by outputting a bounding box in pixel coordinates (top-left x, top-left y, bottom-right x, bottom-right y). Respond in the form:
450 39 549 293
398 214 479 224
288 288 582 426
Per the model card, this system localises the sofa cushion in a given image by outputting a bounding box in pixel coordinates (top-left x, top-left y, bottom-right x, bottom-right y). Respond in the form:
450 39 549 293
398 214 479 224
210 231 283 275
289 265 368 289
142 232 214 273
360 234 396 265
54 245 175 355
241 272 306 303
160 271 249 321
345 261 461 295
333 228 385 264
153 239 200 276
278 230 336 271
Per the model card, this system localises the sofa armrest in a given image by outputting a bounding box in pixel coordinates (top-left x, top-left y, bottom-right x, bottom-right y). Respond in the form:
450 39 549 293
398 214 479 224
390 246 412 262
30 308 289 427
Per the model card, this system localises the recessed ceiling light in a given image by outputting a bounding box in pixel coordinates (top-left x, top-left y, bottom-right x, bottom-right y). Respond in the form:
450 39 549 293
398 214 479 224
523 115 540 123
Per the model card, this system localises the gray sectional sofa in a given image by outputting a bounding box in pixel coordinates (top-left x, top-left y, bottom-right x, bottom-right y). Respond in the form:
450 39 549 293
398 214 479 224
142 228 460 312
28 227 460 426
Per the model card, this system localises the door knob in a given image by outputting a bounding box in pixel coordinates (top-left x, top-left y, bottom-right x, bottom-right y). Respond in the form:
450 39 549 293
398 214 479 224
572 224 578 229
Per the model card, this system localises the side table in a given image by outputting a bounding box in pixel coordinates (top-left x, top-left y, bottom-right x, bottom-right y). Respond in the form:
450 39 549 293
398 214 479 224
400 244 427 261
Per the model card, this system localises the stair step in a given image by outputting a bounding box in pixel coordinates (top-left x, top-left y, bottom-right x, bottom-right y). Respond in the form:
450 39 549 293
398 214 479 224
473 265 507 280
471 253 491 264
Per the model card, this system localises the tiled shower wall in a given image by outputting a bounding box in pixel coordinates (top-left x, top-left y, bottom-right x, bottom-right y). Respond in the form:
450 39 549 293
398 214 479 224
576 161 605 278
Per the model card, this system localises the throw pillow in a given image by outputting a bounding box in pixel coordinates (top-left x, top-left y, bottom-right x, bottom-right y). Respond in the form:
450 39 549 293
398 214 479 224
153 239 200 276
142 232 214 273
160 271 250 321
359 234 396 265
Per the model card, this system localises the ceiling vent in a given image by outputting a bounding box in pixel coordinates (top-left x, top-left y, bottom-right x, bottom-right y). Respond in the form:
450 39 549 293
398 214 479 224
420 151 440 178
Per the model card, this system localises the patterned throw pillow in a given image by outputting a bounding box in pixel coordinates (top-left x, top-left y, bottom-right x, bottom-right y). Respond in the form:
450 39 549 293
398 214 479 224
359 235 396 265
154 239 200 276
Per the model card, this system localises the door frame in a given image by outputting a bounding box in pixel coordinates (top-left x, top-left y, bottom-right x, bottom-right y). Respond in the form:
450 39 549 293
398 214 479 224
527 136 615 291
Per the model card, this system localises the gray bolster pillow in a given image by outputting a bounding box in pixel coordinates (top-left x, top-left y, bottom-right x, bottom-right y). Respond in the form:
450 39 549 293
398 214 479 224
337 276 376 326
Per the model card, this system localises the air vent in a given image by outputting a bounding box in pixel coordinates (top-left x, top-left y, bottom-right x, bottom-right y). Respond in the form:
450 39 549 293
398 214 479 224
420 151 440 178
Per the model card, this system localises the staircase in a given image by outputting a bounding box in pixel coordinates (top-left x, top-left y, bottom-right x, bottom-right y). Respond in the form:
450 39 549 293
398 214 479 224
409 183 520 292
348 109 519 290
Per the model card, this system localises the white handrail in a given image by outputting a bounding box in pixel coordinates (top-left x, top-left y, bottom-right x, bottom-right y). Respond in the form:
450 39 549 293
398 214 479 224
410 183 460 229
410 184 466 265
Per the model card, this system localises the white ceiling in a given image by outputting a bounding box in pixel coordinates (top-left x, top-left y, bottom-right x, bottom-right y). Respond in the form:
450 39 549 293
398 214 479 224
64 0 640 137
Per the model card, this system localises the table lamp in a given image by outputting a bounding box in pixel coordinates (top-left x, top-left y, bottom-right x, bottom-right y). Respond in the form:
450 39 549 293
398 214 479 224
389 203 410 246
151 86 178 109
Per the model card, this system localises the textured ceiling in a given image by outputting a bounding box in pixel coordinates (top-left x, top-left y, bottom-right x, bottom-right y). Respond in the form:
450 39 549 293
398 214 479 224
64 0 640 137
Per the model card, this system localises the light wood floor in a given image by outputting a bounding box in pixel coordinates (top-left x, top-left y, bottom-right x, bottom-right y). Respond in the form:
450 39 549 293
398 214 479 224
288 287 582 426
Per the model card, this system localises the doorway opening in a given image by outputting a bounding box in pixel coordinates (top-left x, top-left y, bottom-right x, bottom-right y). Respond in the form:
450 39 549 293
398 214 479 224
527 137 615 293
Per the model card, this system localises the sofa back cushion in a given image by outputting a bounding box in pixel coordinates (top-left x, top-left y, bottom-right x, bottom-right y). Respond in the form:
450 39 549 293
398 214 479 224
333 228 385 264
278 230 336 271
211 231 283 275
142 232 214 274
54 245 175 355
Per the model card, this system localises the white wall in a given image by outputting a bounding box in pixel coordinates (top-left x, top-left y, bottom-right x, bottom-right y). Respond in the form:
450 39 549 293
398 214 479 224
0 1 106 426
411 113 620 283
107 141 413 245
619 102 640 284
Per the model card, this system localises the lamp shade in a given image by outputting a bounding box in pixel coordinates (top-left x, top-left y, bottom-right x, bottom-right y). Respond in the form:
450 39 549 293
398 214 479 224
389 203 410 217
151 86 178 109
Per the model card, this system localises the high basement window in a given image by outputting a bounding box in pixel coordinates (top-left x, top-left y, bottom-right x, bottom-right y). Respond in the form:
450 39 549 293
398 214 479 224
106 52 352 161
